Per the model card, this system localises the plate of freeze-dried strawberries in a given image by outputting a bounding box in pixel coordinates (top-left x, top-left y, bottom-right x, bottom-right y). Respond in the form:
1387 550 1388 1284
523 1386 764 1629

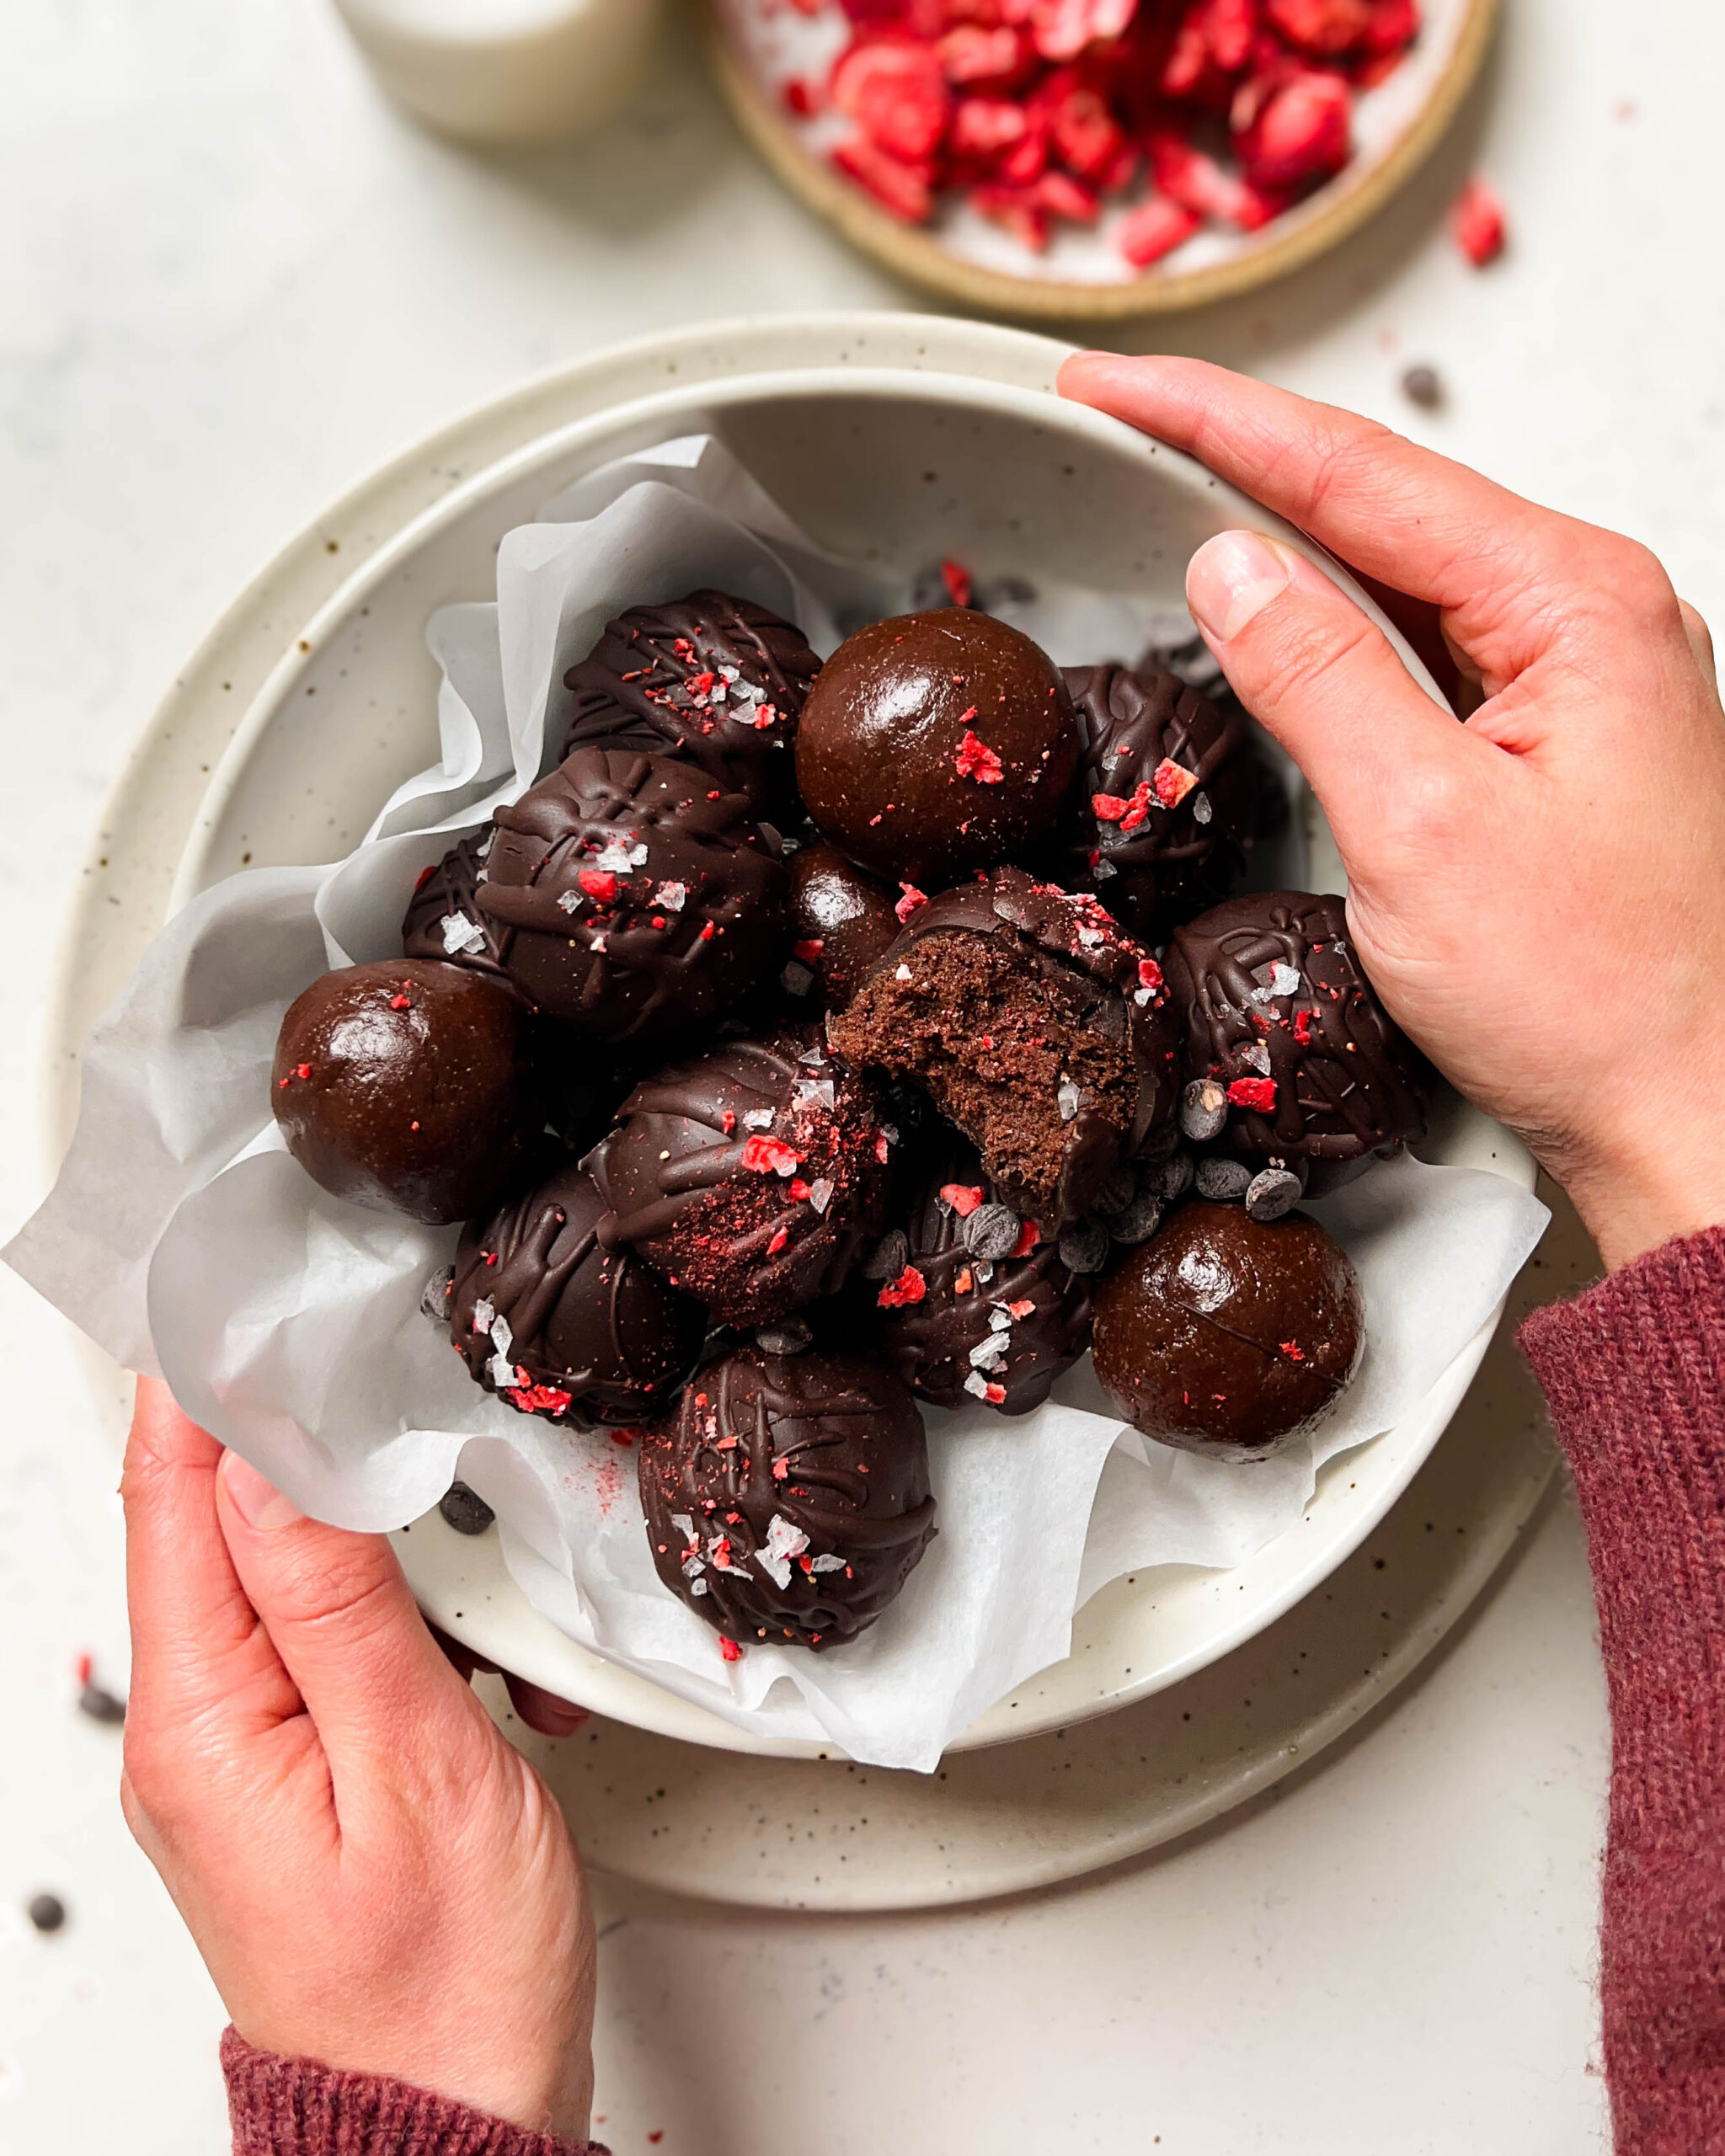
704 0 1496 318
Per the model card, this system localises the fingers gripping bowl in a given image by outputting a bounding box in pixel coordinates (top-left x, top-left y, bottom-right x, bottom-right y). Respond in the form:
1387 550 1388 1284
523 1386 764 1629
12 359 1542 1766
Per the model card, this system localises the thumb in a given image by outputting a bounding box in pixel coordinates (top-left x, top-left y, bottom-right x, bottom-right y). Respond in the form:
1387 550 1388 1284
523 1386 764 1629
215 1450 473 1777
1185 530 1487 870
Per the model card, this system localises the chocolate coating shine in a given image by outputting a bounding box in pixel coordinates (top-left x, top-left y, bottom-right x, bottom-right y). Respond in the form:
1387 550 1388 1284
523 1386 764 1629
638 1346 936 1651
478 747 787 1043
273 959 537 1225
594 1029 890 1329
450 1155 705 1425
880 1141 1092 1417
795 610 1078 883
560 590 820 817
401 833 510 983
1092 1201 1363 1460
1164 892 1431 1171
828 867 1178 1226
785 842 901 1010
1047 664 1252 942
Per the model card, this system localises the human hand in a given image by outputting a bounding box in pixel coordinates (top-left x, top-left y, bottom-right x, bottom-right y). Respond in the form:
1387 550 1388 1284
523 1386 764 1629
119 1375 597 2141
1060 353 1725 1272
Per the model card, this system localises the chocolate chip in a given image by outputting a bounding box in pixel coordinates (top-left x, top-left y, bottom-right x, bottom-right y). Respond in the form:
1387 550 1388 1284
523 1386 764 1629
1092 1165 1140 1217
1245 1167 1304 1222
1179 1078 1228 1143
1147 1150 1194 1203
438 1482 495 1536
1195 1156 1253 1201
963 1203 1023 1262
27 1894 66 1935
755 1317 813 1356
1108 1193 1164 1246
1402 364 1443 409
1057 1219 1111 1274
862 1228 910 1281
77 1684 126 1726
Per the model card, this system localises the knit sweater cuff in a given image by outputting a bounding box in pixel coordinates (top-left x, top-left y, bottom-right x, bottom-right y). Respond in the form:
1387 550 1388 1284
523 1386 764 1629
1519 1223 1725 1822
222 2029 606 2156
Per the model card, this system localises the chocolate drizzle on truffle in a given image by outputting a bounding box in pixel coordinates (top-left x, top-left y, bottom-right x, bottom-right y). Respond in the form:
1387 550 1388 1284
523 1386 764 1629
638 1345 936 1651
879 1141 1092 1416
828 867 1175 1225
478 747 787 1043
594 1028 889 1328
401 833 510 983
560 590 820 815
449 1155 705 1425
1163 891 1431 1172
1048 664 1251 942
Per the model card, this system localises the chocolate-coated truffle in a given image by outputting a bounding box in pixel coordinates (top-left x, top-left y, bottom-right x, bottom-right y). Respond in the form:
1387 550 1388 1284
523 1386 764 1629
638 1346 937 1652
478 747 787 1044
795 610 1079 883
401 833 510 983
594 1029 891 1329
1163 892 1431 1177
273 959 537 1225
877 1141 1092 1416
828 868 1178 1226
1092 1201 1363 1460
560 590 820 817
784 842 902 1010
1045 664 1252 942
449 1155 704 1425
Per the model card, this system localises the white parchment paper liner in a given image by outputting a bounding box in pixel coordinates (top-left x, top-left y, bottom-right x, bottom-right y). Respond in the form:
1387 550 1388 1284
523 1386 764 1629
7 437 1548 1772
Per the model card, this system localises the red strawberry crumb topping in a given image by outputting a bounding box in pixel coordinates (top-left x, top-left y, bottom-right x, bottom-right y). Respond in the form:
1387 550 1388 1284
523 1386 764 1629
1138 957 1164 993
939 1182 985 1217
740 1134 804 1176
793 938 825 962
877 1265 928 1309
1227 1076 1278 1112
955 729 1005 783
1152 757 1199 808
1010 1219 1042 1258
720 1637 742 1662
941 558 974 606
895 882 929 923
577 867 618 902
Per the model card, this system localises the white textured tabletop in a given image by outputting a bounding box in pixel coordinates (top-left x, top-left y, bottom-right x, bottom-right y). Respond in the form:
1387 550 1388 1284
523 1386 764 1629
5 0 1719 2148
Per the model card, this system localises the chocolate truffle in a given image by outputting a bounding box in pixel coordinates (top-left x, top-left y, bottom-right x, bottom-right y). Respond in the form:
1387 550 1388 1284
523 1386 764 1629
273 959 537 1225
638 1345 937 1652
560 590 820 817
1163 892 1431 1179
593 1029 891 1329
795 610 1079 883
449 1155 704 1425
401 832 510 983
877 1142 1092 1416
478 747 787 1044
1092 1201 1364 1460
827 868 1178 1226
1045 664 1252 942
784 842 903 1010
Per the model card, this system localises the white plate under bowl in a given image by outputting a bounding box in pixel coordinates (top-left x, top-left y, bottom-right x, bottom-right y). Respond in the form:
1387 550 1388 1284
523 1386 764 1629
121 322 1531 1761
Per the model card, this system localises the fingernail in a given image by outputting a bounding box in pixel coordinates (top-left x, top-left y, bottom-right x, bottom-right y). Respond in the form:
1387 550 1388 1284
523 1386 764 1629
1187 531 1292 643
218 1450 304 1532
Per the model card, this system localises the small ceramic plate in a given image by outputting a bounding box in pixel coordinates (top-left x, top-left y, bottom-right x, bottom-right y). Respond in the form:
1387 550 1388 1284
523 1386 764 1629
703 0 1498 321
139 340 1532 1760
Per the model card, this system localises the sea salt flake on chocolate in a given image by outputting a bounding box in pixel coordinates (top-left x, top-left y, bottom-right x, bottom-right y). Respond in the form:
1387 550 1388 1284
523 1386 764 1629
793 1079 836 1110
895 963 913 981
1267 962 1302 998
441 912 488 956
807 1177 835 1214
471 1295 496 1335
556 889 581 915
810 1553 846 1574
1057 1080 1082 1123
742 1107 777 1130
781 961 814 996
670 1513 697 1543
1192 791 1213 825
487 1349 518 1390
963 1370 994 1400
1094 858 1118 878
656 881 688 910
987 1304 1013 1332
1241 1040 1272 1075
969 1337 1008 1369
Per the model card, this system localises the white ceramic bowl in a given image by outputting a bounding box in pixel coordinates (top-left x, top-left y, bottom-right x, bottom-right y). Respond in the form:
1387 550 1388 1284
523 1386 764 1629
171 355 1534 1758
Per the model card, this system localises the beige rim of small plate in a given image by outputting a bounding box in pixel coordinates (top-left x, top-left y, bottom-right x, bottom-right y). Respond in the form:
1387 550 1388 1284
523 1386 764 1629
703 0 1498 323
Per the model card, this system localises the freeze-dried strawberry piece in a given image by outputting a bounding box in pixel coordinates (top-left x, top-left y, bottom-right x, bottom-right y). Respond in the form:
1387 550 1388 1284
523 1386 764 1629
782 76 820 115
1036 167 1101 221
1234 174 1295 227
831 35 952 162
1045 79 1125 179
972 181 1051 248
1161 0 1257 98
938 22 1030 85
1265 0 1369 56
1030 0 1138 64
832 135 934 221
950 93 1031 161
1099 139 1140 192
1362 0 1419 49
1117 193 1201 266
997 120 1049 183
1452 175 1505 266
1148 129 1252 222
1231 67 1350 188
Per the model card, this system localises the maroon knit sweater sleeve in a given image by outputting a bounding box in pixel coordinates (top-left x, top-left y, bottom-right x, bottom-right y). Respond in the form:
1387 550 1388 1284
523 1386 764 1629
222 2030 609 2156
1520 1225 1725 2156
